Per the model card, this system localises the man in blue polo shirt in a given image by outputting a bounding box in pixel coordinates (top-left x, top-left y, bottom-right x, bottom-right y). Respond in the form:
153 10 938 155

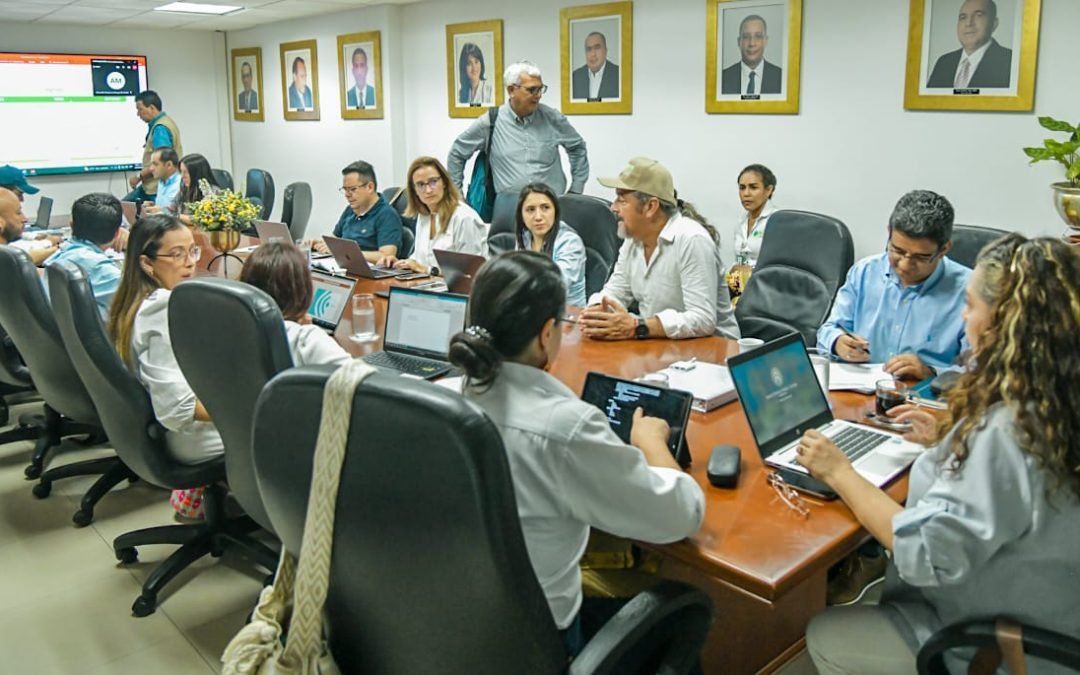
42 193 123 318
314 160 402 262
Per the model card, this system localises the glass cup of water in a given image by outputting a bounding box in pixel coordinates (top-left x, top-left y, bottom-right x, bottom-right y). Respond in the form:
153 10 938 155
807 347 831 396
350 293 378 343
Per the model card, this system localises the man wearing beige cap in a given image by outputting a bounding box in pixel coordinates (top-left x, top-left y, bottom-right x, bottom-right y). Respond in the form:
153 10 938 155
580 157 739 341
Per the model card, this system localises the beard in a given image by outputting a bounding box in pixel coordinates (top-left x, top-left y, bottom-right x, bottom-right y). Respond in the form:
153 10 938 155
1 221 21 243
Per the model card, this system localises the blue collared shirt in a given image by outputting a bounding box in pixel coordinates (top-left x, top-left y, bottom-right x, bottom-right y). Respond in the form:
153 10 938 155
521 223 587 307
42 238 122 319
332 195 402 252
148 112 174 149
155 171 181 213
817 253 971 372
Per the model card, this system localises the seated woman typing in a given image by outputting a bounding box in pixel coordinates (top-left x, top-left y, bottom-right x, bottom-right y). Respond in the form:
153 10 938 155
447 251 705 656
239 241 350 367
107 214 220 518
514 183 586 307
377 156 486 275
798 234 1080 674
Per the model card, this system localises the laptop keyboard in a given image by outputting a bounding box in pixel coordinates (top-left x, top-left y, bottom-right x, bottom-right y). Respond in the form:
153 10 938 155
830 426 891 462
363 351 446 377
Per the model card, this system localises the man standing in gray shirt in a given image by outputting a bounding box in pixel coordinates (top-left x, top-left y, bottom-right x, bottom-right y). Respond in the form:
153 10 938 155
447 61 589 195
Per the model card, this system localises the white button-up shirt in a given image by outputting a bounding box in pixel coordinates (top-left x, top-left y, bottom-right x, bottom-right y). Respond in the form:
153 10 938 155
741 60 765 95
588 63 607 99
411 202 488 270
954 39 992 88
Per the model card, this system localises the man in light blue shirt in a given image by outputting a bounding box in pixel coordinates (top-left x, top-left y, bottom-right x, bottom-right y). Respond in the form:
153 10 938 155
146 148 181 216
447 61 589 196
42 193 123 318
818 190 971 379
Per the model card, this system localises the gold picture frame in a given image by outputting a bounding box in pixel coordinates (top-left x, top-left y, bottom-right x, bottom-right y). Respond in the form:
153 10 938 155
231 47 264 122
560 2 633 115
337 31 383 120
705 0 802 114
445 19 504 119
280 39 320 121
903 0 1041 111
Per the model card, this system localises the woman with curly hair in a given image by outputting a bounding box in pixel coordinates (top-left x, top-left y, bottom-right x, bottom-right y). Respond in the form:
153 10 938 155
797 234 1080 674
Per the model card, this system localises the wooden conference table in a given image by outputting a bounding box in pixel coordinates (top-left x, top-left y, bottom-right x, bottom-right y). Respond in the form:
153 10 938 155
199 234 908 675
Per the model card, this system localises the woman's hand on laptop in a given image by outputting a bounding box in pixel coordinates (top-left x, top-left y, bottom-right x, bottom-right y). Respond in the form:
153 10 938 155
313 240 330 254
794 430 852 484
393 258 428 274
886 404 937 446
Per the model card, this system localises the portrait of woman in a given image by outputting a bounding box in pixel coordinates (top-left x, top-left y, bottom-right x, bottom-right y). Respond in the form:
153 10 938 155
458 42 494 106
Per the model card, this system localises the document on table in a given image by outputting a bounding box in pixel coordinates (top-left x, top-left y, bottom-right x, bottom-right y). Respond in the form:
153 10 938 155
829 362 890 393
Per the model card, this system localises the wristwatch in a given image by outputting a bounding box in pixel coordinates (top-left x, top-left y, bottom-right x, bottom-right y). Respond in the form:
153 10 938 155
634 318 649 340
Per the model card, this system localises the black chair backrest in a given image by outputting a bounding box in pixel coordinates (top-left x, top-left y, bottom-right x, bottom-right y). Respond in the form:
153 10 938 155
253 367 567 674
558 194 620 296
381 187 416 235
948 224 1010 269
0 247 98 423
169 278 293 532
245 168 276 220
735 209 854 346
0 324 32 389
47 262 217 486
489 191 519 237
917 619 1080 675
281 181 313 240
211 168 234 192
487 231 515 257
399 226 414 259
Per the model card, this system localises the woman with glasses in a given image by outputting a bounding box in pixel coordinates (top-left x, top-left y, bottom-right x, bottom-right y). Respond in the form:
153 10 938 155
377 156 486 276
448 251 704 657
799 234 1080 674
514 183 586 307
107 214 220 518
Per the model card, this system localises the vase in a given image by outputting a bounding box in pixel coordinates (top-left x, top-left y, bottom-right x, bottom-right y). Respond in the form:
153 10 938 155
1052 182 1080 230
208 229 241 253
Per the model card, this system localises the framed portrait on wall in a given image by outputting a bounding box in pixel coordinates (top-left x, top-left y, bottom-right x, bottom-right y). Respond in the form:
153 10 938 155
280 39 320 121
903 0 1041 111
337 31 383 120
445 19 504 119
705 0 803 114
560 2 633 115
231 47 264 122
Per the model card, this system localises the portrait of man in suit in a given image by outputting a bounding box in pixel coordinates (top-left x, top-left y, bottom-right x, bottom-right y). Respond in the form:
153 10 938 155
237 61 259 113
926 0 1012 89
721 13 783 96
345 45 376 109
287 55 313 110
571 31 620 101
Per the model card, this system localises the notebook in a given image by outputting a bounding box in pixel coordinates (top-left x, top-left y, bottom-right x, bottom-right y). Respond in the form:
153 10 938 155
254 220 292 244
727 332 920 492
650 360 737 412
307 270 356 333
433 249 486 294
361 286 468 379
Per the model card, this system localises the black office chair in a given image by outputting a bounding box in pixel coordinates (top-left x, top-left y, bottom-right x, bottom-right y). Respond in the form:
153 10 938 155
0 247 132 526
400 226 415 259
559 194 620 296
211 168 234 192
0 324 42 439
735 210 855 347
382 186 416 235
917 618 1080 674
245 168 275 221
47 261 274 616
947 224 1010 269
169 278 293 534
489 191 518 237
488 231 516 256
281 181 313 241
253 366 714 674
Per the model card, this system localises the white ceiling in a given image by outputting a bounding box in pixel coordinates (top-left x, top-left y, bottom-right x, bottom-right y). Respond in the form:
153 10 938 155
0 0 420 31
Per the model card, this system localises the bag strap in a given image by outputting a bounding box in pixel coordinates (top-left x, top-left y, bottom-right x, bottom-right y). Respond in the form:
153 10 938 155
280 359 377 667
995 618 1027 675
485 106 498 155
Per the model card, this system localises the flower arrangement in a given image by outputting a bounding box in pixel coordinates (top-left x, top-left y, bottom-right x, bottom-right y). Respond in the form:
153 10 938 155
187 179 259 232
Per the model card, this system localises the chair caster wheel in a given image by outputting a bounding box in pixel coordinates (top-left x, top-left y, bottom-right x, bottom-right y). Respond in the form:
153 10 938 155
116 547 138 564
24 464 41 480
31 481 51 499
72 509 93 527
132 595 156 617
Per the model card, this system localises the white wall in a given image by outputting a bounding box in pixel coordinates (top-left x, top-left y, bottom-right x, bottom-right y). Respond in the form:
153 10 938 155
227 0 1078 257
0 24 230 219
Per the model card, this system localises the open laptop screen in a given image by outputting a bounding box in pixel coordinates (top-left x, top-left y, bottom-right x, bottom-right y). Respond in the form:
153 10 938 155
728 334 832 454
307 270 355 331
384 287 468 360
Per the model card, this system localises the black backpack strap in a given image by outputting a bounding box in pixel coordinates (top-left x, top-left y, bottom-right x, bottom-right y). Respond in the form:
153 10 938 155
485 106 498 154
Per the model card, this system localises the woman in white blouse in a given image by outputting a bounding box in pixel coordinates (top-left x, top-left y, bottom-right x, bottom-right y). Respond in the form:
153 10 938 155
733 163 777 268
798 234 1080 674
378 156 486 275
239 241 350 367
447 251 705 657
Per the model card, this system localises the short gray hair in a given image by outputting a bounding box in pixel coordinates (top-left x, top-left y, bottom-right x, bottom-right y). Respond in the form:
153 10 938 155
888 190 955 248
504 61 542 87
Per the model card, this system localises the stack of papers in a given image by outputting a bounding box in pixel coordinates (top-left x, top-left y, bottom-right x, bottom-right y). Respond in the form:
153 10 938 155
829 362 890 393
653 360 737 413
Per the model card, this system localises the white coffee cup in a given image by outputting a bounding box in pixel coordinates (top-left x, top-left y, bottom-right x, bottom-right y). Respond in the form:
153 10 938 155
737 337 765 354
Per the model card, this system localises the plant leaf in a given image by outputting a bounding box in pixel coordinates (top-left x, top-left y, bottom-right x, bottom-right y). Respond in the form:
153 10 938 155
1039 116 1074 133
1045 139 1064 153
1024 147 1054 161
1069 160 1080 184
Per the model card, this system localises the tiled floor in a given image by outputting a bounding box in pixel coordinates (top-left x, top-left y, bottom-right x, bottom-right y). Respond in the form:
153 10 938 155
0 400 263 675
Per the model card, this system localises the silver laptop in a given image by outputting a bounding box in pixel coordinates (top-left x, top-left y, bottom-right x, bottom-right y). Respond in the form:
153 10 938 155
433 249 486 294
727 332 921 490
321 234 414 279
307 269 356 333
28 196 53 228
361 286 468 379
254 219 293 244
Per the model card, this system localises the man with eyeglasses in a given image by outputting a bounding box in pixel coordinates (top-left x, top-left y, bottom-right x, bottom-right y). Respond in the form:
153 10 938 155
447 61 589 196
313 160 401 262
818 190 971 381
721 14 782 96
42 193 123 319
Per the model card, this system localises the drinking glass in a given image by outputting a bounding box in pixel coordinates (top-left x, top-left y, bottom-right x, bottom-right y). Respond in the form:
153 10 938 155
350 293 377 343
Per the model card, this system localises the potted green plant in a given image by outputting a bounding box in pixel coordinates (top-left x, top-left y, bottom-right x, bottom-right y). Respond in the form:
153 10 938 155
1023 116 1080 229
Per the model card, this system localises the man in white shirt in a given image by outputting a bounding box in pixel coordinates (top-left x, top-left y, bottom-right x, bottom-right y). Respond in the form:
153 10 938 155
0 187 58 265
571 32 620 100
720 14 782 95
580 157 740 341
926 0 1012 89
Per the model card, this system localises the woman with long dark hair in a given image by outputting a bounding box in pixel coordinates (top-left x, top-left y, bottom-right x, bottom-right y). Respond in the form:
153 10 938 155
513 183 586 307
174 153 220 226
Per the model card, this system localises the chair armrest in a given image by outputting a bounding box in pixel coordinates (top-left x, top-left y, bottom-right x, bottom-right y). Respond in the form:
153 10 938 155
917 619 1080 675
570 580 713 675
